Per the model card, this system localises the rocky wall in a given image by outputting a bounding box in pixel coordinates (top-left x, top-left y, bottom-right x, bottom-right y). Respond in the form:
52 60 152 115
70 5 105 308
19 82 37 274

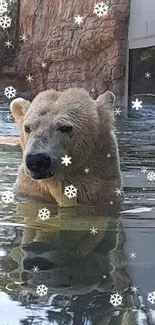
1 0 131 107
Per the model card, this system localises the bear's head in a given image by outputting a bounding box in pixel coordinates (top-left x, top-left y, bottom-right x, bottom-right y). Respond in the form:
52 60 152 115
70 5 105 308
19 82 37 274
10 88 115 181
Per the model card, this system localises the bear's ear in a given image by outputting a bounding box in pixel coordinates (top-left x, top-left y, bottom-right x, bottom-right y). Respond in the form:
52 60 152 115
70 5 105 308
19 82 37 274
95 91 116 132
10 98 30 119
96 91 115 109
10 98 30 131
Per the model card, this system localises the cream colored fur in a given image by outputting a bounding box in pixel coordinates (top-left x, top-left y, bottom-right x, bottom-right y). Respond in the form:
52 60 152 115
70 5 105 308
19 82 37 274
10 87 123 207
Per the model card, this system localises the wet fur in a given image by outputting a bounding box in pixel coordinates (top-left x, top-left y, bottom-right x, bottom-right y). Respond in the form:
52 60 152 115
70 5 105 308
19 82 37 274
10 87 123 207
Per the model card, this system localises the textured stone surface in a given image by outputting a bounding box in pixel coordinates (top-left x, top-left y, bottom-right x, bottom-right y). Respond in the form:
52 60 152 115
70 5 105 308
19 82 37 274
0 0 27 99
1 0 130 106
0 0 19 68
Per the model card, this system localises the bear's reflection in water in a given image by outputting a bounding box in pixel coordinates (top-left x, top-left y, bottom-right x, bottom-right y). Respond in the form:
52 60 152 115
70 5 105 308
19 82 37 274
8 202 132 324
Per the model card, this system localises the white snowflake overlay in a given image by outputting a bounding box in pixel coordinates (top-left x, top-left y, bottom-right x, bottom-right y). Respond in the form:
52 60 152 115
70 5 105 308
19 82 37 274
147 291 155 305
93 2 109 17
61 155 72 166
74 15 83 25
114 107 122 116
0 0 8 15
20 33 27 42
64 184 78 199
110 293 123 307
32 266 40 273
84 167 90 173
5 40 12 48
90 227 98 235
4 86 16 99
7 113 14 121
115 187 123 196
1 190 14 204
141 167 148 174
131 285 139 293
26 74 34 82
132 99 142 111
38 207 50 221
36 284 48 297
145 72 151 79
0 15 11 29
129 252 136 259
41 62 47 68
147 172 155 181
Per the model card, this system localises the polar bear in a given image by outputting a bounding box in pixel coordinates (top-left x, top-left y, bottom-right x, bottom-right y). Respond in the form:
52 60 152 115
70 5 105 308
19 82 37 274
10 87 123 207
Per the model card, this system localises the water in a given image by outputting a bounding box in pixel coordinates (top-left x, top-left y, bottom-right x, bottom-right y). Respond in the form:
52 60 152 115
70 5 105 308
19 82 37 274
0 102 155 324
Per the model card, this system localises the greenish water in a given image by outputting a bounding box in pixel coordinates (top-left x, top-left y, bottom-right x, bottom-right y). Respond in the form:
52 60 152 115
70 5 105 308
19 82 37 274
0 103 155 324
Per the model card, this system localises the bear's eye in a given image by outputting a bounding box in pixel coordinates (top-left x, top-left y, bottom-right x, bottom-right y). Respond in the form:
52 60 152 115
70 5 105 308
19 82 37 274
24 125 31 134
58 125 73 133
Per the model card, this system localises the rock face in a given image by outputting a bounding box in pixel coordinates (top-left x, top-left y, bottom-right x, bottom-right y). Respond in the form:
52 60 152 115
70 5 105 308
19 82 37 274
1 0 131 107
0 0 22 97
0 0 19 69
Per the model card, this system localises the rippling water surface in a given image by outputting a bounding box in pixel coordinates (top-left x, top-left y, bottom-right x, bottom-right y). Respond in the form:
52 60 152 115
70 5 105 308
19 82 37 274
0 101 155 325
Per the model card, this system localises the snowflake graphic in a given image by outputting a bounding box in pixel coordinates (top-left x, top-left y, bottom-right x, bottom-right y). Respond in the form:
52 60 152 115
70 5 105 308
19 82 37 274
147 172 155 181
0 0 8 15
131 285 139 293
110 293 123 307
6 113 14 121
93 2 109 17
26 74 34 82
141 167 148 174
74 15 83 25
0 15 11 29
61 155 72 166
32 266 40 273
38 207 50 221
84 167 90 174
90 227 98 235
147 291 155 304
114 187 123 196
145 72 151 79
132 98 142 111
64 184 77 199
5 40 12 48
1 190 14 204
20 33 27 42
129 252 136 259
114 107 122 115
4 85 16 99
41 62 47 68
36 284 48 297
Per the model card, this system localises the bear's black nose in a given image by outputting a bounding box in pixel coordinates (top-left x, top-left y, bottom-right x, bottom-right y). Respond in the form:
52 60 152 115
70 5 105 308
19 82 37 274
26 153 51 172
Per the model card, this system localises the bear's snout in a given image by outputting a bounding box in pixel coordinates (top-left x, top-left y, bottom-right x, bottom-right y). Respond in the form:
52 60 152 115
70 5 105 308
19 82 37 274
26 152 58 180
26 153 51 171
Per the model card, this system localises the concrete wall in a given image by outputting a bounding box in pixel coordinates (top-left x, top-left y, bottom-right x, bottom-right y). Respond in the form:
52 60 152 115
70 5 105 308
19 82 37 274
129 0 155 49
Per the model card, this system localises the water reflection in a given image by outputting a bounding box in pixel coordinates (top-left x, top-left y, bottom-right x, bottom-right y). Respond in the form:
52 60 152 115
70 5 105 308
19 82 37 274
6 202 131 325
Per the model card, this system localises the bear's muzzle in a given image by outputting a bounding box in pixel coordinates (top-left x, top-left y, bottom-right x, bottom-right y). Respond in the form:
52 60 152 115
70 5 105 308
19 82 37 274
25 152 60 180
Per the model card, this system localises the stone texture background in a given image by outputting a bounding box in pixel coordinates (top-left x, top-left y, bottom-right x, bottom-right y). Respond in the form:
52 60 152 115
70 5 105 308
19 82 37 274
0 0 19 68
1 0 131 106
0 0 21 95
